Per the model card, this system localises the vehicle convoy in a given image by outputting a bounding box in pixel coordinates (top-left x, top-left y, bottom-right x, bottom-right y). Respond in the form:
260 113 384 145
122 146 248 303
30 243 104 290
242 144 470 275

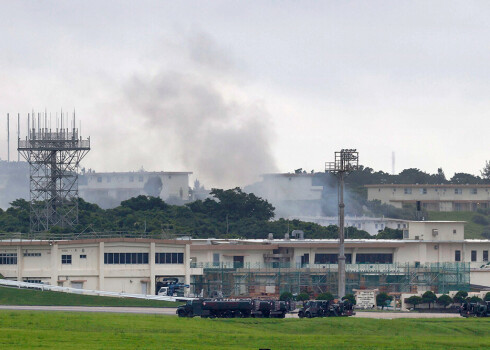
298 300 355 318
460 301 490 317
176 299 289 318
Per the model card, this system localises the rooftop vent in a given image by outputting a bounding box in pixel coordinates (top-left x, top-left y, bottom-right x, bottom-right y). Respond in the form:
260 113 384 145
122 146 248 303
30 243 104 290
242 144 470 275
291 230 305 240
267 233 274 240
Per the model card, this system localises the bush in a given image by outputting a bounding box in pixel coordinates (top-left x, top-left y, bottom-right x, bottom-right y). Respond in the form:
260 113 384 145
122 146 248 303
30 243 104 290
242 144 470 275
279 292 293 301
296 292 310 301
405 296 422 310
485 292 490 302
467 296 483 303
422 291 437 309
472 214 489 226
453 291 468 304
436 294 453 308
376 292 393 310
342 294 356 305
316 292 334 301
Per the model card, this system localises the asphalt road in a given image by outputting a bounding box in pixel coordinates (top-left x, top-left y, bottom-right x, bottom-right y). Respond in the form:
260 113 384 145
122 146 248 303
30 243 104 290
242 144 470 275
0 305 461 318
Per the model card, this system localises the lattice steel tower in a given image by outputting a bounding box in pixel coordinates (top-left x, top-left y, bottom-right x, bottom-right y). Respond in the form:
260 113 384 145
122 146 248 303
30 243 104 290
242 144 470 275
18 112 90 232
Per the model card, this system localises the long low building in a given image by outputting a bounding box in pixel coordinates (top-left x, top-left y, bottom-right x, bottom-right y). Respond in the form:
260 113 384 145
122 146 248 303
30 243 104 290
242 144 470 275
1 221 489 297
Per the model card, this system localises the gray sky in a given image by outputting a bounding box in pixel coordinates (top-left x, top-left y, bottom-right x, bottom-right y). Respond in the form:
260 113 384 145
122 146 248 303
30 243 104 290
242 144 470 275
1 1 489 188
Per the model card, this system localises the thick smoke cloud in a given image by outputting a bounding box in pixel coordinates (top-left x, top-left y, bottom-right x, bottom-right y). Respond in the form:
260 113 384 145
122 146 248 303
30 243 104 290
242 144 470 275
122 34 278 188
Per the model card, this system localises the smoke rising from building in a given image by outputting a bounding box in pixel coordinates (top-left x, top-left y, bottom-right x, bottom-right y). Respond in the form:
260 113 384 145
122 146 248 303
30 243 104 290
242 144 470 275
121 33 278 189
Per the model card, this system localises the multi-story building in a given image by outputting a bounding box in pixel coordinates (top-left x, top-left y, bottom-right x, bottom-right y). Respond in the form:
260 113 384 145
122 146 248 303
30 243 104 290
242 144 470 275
1 221 489 297
366 184 490 211
79 171 192 208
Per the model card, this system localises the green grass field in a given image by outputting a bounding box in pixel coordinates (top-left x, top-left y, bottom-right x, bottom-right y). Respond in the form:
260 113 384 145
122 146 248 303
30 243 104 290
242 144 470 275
428 211 489 239
0 286 180 308
0 311 489 349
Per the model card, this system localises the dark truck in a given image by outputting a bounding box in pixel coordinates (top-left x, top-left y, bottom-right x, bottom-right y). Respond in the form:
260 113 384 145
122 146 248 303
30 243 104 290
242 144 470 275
298 300 355 318
460 301 490 317
177 299 289 318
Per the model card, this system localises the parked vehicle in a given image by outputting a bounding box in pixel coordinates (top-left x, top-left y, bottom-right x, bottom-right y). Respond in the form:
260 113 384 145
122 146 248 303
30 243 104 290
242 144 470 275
298 300 355 318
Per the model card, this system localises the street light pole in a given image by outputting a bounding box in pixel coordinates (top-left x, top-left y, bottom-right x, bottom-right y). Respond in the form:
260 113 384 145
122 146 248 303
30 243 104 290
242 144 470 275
326 149 359 299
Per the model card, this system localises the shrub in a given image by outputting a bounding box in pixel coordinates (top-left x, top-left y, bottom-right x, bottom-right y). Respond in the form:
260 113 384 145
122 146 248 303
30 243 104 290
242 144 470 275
422 291 437 309
296 292 310 301
472 214 489 226
485 292 490 302
342 293 356 305
376 293 393 310
467 296 483 303
279 292 293 301
453 291 468 304
316 292 334 301
405 296 422 310
436 294 453 308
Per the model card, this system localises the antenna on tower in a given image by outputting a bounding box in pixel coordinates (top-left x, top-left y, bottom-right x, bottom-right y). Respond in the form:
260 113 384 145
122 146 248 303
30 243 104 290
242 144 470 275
7 113 10 162
392 151 395 175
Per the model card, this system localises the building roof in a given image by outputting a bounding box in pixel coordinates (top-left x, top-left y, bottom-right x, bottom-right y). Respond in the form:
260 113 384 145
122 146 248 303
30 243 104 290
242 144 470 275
82 171 192 176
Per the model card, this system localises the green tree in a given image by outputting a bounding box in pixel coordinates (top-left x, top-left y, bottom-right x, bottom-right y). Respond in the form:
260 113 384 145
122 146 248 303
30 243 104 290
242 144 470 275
296 292 310 301
481 160 490 182
342 294 356 305
453 291 468 304
422 291 437 309
405 296 422 310
485 292 490 302
376 292 393 310
279 292 293 301
467 296 483 303
316 292 334 301
436 294 453 309
376 228 403 239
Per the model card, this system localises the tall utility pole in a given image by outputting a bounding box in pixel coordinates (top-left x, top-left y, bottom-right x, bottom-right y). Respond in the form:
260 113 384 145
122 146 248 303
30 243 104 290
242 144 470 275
326 149 359 298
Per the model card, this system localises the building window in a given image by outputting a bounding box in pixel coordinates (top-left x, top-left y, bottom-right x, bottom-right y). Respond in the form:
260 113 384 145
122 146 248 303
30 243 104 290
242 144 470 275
213 253 220 267
61 255 72 264
155 252 184 264
0 253 17 265
80 255 87 259
103 253 149 264
403 230 409 239
420 188 427 195
314 253 352 264
107 177 111 183
454 188 462 195
471 250 477 262
375 224 378 229
403 224 407 229
397 224 401 229
453 229 457 234
23 252 41 257
356 253 393 264
470 188 477 195
129 176 134 182
138 176 144 182
484 251 488 262
455 250 461 262
404 188 412 194
97 177 102 183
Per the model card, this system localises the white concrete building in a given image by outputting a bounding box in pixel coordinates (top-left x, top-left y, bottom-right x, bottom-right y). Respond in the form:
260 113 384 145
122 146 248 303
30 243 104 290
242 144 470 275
291 216 409 236
366 184 490 211
79 171 192 208
1 222 489 297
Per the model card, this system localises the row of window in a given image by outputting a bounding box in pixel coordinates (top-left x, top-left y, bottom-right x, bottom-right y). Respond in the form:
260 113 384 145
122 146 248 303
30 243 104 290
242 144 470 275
96 176 145 183
104 253 149 264
0 253 17 265
402 188 480 195
155 253 184 264
314 253 393 264
23 252 41 257
455 250 489 262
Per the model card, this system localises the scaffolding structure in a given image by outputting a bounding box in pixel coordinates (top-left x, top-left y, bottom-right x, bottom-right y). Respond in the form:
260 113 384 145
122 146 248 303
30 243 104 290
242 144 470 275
18 112 90 232
191 262 470 298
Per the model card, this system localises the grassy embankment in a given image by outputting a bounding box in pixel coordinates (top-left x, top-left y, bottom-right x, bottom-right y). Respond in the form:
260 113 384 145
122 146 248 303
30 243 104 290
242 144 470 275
428 211 489 239
0 286 180 308
0 311 489 349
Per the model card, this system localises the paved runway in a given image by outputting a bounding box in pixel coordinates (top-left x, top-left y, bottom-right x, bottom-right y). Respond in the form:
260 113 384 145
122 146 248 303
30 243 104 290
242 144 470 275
0 305 461 318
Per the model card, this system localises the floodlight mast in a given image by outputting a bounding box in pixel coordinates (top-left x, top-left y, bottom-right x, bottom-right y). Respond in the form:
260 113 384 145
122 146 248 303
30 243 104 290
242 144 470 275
325 149 359 298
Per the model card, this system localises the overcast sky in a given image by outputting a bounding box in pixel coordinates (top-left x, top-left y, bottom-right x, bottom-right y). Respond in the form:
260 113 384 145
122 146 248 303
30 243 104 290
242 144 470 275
1 1 489 188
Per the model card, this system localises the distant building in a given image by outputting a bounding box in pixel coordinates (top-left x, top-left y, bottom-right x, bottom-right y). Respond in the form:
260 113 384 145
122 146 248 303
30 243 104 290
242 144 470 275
0 161 29 209
79 171 192 208
291 216 409 236
366 184 490 212
244 172 334 217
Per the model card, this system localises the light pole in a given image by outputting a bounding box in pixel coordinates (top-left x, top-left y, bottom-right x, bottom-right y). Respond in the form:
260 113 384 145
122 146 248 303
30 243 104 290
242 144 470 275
326 149 359 298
